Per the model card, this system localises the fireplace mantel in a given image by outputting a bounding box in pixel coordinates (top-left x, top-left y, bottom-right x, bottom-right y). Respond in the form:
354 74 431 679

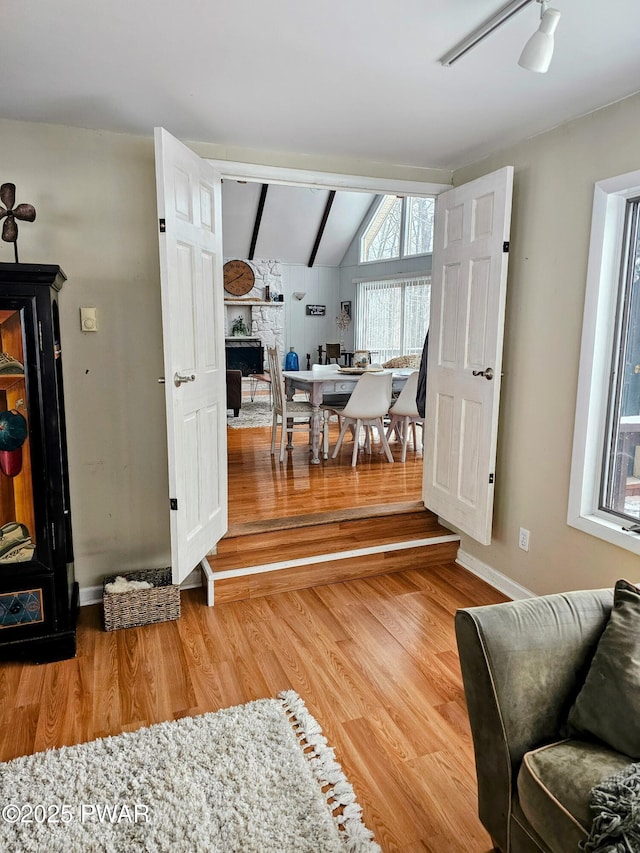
224 300 283 307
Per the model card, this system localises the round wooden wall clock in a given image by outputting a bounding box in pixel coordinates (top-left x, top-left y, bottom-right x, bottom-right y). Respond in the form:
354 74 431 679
223 260 255 296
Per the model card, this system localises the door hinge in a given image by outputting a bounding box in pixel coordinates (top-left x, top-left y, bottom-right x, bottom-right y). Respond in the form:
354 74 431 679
159 218 166 233
503 241 510 253
489 473 494 484
170 498 178 510
38 321 43 351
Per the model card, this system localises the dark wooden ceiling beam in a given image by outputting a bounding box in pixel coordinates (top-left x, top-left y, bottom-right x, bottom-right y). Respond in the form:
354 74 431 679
308 190 336 268
248 183 269 260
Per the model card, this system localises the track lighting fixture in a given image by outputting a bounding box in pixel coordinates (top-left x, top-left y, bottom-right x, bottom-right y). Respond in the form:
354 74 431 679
439 0 560 72
518 0 561 73
440 0 535 67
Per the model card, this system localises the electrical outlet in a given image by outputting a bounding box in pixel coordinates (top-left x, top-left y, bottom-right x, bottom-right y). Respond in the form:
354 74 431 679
519 528 530 552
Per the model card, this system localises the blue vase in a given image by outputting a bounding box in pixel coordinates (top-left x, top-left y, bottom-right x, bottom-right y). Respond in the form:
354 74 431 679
284 347 299 371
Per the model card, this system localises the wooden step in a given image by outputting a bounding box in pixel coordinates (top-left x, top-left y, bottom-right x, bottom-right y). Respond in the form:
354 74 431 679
204 508 460 604
226 500 425 537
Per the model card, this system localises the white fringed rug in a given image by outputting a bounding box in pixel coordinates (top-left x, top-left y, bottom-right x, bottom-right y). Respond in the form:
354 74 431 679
0 691 379 853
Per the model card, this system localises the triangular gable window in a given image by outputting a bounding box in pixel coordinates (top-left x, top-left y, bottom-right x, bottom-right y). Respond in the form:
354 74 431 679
361 196 402 262
360 195 435 263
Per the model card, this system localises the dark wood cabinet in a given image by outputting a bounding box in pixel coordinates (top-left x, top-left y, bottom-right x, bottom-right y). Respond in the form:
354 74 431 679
0 263 77 661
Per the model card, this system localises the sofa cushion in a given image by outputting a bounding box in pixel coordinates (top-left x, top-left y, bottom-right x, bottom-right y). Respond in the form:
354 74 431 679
566 578 640 757
517 739 630 853
382 355 421 369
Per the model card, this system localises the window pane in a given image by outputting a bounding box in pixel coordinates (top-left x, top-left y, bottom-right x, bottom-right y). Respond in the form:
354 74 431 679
359 283 402 364
601 199 640 520
355 276 430 364
404 197 435 256
361 196 402 262
403 282 431 354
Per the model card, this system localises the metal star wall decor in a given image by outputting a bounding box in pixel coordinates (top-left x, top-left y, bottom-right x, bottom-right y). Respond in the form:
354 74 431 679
0 183 36 263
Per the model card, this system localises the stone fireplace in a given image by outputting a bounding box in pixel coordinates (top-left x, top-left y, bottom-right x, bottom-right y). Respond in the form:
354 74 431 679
224 259 285 369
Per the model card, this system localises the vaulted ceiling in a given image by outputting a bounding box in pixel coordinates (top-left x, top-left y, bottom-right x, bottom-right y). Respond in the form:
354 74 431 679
221 181 377 267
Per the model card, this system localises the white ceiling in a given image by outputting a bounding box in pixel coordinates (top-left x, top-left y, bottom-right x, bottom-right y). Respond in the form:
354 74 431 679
222 181 376 266
6 1 640 266
4 1 640 171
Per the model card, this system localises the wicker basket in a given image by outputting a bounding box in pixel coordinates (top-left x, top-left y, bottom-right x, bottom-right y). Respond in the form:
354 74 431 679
102 567 180 631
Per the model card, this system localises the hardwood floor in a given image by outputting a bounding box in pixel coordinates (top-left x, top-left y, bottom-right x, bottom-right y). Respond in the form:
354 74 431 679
219 419 455 603
210 511 460 602
0 418 508 851
226 411 424 526
0 567 506 852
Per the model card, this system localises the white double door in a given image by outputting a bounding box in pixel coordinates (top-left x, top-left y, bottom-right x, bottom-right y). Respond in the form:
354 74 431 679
155 128 513 578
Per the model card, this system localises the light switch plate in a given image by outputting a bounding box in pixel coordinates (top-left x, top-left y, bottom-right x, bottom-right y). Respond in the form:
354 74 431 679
80 306 98 332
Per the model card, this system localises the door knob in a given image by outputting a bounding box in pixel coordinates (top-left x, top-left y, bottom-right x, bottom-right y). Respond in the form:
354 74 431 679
472 367 494 380
174 372 196 387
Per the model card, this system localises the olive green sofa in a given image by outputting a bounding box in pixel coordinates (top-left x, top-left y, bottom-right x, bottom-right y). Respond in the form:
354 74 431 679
455 589 632 853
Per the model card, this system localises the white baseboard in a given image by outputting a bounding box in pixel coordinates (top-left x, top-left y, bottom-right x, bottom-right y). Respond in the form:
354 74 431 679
78 568 203 607
79 585 103 607
456 549 534 601
80 550 519 608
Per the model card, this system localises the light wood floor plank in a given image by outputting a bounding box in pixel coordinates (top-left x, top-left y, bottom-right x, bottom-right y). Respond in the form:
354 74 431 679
0 421 506 850
0 568 500 851
226 420 423 526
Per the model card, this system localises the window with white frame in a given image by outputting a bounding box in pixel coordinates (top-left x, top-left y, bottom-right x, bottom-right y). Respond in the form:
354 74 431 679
569 169 640 554
354 275 430 364
360 195 435 263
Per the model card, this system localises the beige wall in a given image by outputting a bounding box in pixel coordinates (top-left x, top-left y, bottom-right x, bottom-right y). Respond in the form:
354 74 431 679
8 94 636 598
453 92 640 594
0 120 170 591
0 118 450 592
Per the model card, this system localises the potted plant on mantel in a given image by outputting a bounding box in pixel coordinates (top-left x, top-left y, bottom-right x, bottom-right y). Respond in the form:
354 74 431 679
231 316 249 337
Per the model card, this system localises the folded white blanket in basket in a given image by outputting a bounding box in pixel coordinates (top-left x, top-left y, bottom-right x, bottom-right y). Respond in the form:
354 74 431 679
105 575 153 594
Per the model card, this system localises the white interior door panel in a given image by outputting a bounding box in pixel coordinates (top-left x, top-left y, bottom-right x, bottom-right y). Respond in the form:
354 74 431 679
155 127 228 584
423 167 513 545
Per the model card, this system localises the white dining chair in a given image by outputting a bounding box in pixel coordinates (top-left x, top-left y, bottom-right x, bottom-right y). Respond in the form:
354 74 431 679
331 372 394 467
385 370 423 462
267 347 325 462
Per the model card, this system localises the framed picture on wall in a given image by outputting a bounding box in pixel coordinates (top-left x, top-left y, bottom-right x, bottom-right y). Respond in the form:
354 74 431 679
340 301 352 318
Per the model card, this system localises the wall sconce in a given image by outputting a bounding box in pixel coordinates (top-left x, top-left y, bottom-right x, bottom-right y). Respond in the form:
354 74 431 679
293 292 306 301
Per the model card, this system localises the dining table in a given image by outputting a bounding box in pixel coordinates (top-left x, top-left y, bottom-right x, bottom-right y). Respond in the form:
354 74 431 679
283 367 415 464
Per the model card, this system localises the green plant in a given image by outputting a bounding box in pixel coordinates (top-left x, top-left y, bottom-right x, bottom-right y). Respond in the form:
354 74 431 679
231 316 249 336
